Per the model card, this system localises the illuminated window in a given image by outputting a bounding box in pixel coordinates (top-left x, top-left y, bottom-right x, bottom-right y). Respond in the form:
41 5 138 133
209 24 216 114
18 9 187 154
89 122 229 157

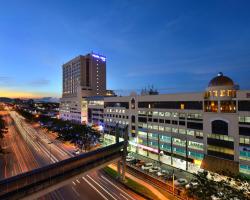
153 111 158 116
165 126 171 132
159 112 164 117
153 125 158 130
213 90 218 97
165 112 171 117
171 112 178 118
172 128 178 133
159 126 164 131
179 129 186 134
180 104 185 109
220 90 226 97
187 130 195 136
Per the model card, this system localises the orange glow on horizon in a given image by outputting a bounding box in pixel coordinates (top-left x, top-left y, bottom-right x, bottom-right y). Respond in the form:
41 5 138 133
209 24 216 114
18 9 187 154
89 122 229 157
0 89 59 99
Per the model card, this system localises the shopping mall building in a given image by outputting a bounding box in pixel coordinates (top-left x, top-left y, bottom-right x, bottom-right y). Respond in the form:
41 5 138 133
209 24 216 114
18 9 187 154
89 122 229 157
103 73 250 176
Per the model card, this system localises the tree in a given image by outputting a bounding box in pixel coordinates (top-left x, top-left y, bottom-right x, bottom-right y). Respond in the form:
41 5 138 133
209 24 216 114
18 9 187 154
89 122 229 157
186 171 250 200
0 115 6 153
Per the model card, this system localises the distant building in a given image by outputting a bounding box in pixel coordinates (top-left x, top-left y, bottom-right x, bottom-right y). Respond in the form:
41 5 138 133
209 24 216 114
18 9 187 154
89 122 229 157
102 73 250 177
59 53 107 123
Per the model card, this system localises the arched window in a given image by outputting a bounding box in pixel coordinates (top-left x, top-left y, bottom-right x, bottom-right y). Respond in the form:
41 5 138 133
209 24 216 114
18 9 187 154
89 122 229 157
212 120 228 135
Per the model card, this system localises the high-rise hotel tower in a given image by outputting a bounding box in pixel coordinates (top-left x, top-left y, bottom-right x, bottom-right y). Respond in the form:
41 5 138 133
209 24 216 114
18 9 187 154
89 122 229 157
59 53 106 123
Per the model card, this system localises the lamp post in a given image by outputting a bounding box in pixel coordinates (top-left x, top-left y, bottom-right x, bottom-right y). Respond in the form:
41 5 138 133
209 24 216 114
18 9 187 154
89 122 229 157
48 141 53 164
172 170 175 196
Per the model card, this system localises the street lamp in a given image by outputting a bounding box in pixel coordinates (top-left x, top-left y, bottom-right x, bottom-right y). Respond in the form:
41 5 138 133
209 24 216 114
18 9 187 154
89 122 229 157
48 141 53 164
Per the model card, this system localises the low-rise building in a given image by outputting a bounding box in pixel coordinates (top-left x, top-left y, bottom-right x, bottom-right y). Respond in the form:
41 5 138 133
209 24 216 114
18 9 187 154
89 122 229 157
103 73 250 176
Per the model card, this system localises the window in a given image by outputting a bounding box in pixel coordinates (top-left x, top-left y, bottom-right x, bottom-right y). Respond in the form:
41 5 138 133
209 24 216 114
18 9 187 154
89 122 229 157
187 113 202 120
239 127 250 136
205 101 218 112
159 119 164 123
172 112 178 118
179 113 186 119
239 116 250 124
220 90 226 97
179 129 186 135
240 137 250 145
180 104 185 109
187 130 195 136
188 141 204 150
165 119 171 124
159 126 164 131
179 121 185 126
173 138 186 147
153 111 158 116
165 126 171 132
165 112 171 117
220 101 236 113
138 101 202 110
172 120 178 125
187 122 203 130
159 112 164 117
238 101 250 111
153 118 158 123
132 115 135 123
172 128 178 133
196 131 203 138
138 117 147 123
212 120 228 135
160 135 171 143
153 125 158 130
148 124 153 130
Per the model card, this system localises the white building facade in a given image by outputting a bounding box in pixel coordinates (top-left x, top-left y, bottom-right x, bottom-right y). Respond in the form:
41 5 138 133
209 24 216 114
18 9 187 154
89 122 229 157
103 73 250 176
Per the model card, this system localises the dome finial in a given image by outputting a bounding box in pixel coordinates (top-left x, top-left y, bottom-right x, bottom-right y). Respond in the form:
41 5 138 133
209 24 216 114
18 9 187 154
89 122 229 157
218 72 223 77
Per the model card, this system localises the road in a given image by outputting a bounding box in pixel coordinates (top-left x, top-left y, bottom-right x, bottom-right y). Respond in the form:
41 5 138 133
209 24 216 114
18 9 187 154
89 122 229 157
0 110 145 200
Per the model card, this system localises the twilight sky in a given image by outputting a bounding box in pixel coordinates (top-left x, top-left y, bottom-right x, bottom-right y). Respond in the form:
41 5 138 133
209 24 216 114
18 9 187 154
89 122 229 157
1 0 250 98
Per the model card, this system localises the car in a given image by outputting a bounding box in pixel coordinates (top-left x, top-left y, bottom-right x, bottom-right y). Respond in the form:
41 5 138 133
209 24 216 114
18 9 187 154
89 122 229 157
135 160 145 167
185 181 199 189
74 150 80 155
160 169 170 176
164 174 177 181
126 156 135 162
156 171 165 177
175 178 188 186
141 163 153 170
130 159 139 165
149 166 161 173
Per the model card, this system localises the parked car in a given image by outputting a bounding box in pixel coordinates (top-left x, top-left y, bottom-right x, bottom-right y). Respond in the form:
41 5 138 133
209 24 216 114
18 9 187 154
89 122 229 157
185 181 199 189
141 163 153 170
157 169 169 176
175 178 188 186
126 156 135 162
156 171 165 177
130 159 139 165
164 174 178 181
149 166 161 173
135 160 145 167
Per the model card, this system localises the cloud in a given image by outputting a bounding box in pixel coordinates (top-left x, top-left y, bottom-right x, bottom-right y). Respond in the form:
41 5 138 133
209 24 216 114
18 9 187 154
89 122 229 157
28 79 50 86
0 76 13 86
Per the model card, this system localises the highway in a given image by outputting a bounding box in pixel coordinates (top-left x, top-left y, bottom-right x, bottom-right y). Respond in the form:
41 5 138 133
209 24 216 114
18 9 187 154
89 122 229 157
0 110 144 200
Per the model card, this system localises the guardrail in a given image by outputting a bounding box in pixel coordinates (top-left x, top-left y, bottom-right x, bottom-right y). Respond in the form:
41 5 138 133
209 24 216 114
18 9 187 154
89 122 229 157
0 141 124 200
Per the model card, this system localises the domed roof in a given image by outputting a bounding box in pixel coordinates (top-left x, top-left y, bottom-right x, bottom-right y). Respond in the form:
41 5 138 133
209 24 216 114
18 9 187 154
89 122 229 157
208 72 234 87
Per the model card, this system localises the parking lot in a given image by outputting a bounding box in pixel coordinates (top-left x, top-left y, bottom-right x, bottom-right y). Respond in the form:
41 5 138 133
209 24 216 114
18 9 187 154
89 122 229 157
126 152 194 188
